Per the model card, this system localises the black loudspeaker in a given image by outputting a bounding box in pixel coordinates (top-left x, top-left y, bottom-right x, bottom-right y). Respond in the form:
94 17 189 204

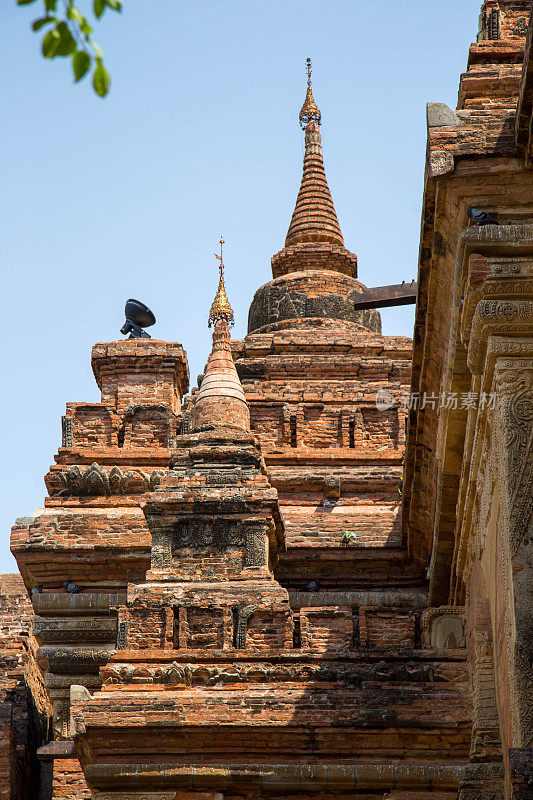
120 299 156 339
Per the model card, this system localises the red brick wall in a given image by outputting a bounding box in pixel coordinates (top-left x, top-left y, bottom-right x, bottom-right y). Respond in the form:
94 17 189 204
359 608 415 649
52 758 91 800
185 607 225 649
0 575 52 800
282 504 402 548
249 406 283 447
0 720 14 800
246 611 290 651
125 409 169 447
127 606 167 649
170 549 246 581
301 607 353 652
70 404 115 447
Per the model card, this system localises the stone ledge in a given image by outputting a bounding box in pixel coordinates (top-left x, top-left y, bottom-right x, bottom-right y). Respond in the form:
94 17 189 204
289 589 428 609
36 740 76 760
84 761 468 793
33 593 126 616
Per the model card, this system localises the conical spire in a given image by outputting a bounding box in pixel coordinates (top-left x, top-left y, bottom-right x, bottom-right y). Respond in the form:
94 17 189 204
285 59 344 248
270 60 357 279
192 243 250 432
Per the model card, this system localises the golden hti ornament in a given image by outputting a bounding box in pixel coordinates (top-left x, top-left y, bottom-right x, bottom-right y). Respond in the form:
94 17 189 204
208 237 234 328
299 57 321 129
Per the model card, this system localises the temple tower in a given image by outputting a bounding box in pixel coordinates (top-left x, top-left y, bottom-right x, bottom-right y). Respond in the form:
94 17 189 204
248 61 380 335
13 40 529 798
191 239 250 432
236 61 417 592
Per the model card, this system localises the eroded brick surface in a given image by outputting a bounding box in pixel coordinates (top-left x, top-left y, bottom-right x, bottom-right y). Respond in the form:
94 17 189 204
0 575 51 800
6 4 533 798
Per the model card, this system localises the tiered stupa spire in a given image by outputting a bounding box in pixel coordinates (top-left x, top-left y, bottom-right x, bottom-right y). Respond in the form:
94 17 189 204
285 59 343 247
192 240 250 431
271 59 358 278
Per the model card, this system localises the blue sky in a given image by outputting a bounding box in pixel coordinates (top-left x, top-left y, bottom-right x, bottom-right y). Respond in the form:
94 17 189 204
1 0 482 572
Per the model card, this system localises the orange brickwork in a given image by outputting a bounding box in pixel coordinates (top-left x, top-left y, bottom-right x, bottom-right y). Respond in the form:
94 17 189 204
0 574 51 800
4 5 533 800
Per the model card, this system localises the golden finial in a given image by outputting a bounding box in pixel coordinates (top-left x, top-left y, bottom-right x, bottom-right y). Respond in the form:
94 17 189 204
208 236 234 327
215 236 224 270
299 57 321 129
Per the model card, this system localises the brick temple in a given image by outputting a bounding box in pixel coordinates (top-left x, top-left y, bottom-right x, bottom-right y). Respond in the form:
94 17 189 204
3 3 533 798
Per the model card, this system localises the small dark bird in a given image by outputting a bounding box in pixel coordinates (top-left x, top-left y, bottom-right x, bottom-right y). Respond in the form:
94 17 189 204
31 586 42 595
64 581 85 593
299 580 321 592
467 208 498 226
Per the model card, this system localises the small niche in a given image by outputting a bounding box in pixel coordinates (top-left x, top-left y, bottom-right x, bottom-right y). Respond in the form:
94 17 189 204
292 615 301 649
348 418 355 448
290 414 297 448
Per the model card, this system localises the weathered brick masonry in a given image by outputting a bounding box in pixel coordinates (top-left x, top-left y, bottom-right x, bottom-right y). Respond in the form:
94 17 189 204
3 3 533 799
0 575 51 800
404 1 533 797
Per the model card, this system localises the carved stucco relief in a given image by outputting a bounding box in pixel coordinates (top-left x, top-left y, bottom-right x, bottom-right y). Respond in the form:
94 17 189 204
492 359 533 747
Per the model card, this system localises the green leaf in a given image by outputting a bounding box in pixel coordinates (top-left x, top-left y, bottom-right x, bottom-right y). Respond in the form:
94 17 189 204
105 0 122 10
92 61 110 97
93 0 105 19
17 0 38 5
80 19 92 35
72 50 91 82
44 0 57 10
51 22 76 57
67 6 82 23
32 16 55 31
91 42 104 59
42 28 61 58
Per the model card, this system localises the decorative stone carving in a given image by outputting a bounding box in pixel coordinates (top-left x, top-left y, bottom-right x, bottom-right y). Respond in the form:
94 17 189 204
51 695 69 740
69 463 109 496
244 525 266 567
234 604 258 649
324 475 341 500
426 102 464 129
492 360 533 748
172 519 245 552
33 616 117 645
100 659 442 688
494 363 533 555
206 470 241 485
116 607 127 650
468 301 533 373
61 415 73 447
70 684 91 736
47 464 168 496
39 647 113 674
164 661 187 686
150 528 172 570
